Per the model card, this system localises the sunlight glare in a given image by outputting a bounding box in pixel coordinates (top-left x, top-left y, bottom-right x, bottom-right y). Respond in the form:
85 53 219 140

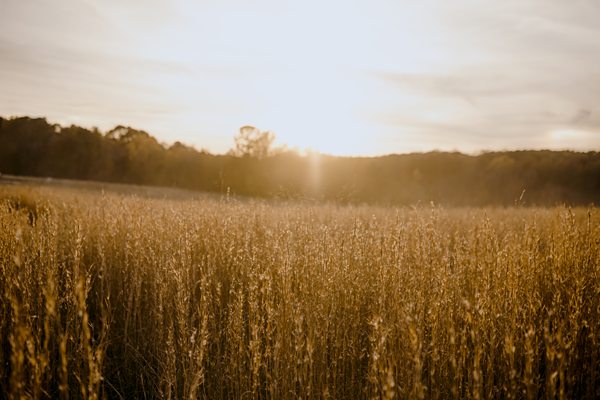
550 129 584 141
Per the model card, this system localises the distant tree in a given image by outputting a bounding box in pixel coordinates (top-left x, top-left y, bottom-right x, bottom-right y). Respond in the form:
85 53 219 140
106 126 166 184
2 115 600 206
230 126 275 159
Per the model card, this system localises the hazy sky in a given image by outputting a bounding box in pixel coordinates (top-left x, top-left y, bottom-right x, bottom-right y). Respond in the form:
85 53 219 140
1 0 600 155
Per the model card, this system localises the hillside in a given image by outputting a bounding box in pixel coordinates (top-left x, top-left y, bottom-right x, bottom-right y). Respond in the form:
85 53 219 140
1 116 599 206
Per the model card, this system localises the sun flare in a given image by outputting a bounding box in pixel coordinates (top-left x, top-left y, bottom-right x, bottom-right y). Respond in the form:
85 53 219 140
2 0 600 153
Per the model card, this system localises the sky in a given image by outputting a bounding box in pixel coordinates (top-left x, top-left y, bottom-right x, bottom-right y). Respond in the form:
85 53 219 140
1 0 600 156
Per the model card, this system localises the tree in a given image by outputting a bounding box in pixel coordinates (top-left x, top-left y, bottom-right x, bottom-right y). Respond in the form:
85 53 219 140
230 126 275 159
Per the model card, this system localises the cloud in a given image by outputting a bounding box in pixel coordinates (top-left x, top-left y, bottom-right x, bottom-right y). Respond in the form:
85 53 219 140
2 0 600 154
370 0 600 153
375 71 538 103
373 66 600 152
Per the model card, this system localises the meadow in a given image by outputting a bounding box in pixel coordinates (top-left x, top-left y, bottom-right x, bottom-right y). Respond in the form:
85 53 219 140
0 183 598 399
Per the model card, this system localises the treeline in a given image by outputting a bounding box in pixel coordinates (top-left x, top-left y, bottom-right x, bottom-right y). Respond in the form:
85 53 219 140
1 116 599 206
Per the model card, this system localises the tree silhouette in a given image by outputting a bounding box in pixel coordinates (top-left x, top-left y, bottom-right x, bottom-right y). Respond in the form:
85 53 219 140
2 116 600 206
230 126 275 159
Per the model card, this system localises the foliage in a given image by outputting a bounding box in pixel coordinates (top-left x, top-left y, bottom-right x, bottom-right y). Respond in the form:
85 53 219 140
229 125 276 159
0 185 598 398
1 116 600 206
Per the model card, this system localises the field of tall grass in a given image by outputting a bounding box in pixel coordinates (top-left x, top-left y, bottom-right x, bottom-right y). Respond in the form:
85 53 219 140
0 185 598 399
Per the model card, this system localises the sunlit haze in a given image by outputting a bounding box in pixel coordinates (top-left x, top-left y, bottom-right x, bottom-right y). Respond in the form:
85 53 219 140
1 0 600 155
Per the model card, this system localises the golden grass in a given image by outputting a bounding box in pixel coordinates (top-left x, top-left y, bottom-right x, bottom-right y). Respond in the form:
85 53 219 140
0 185 598 399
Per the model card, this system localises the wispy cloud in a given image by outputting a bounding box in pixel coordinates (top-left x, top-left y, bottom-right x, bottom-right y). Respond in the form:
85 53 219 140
1 0 600 154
